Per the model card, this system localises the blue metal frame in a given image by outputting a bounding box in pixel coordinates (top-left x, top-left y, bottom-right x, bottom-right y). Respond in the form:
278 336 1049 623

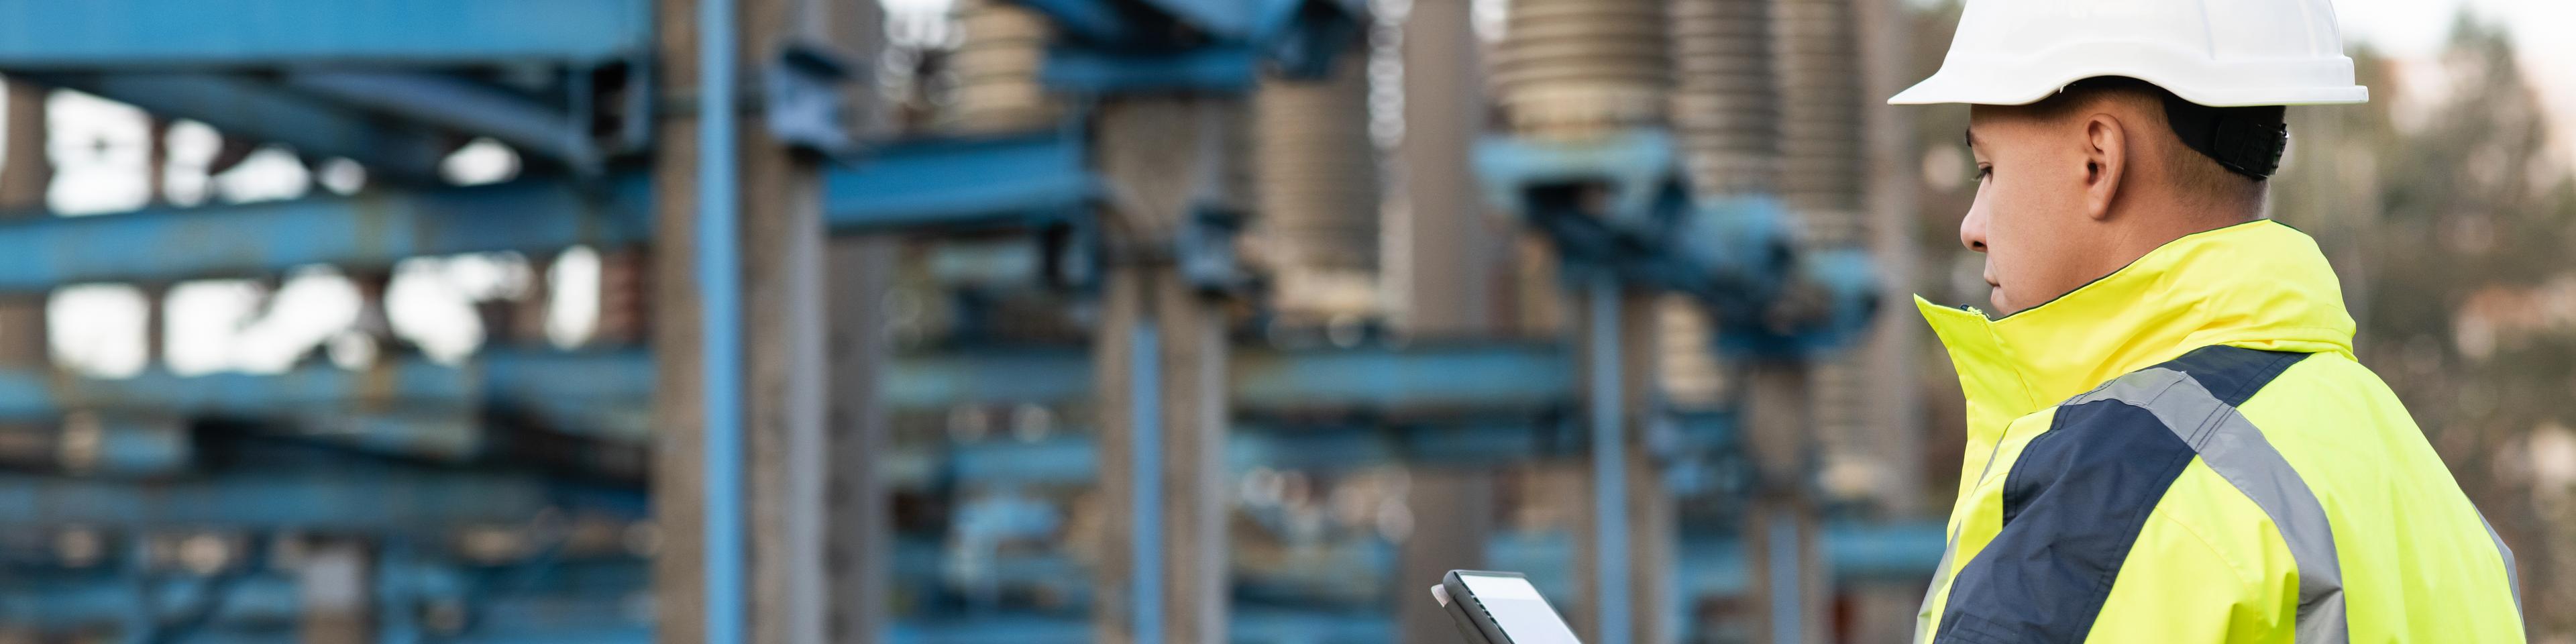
824 131 1098 233
0 470 568 529
37 72 455 178
1587 275 1632 644
0 0 651 68
0 177 651 292
281 70 604 172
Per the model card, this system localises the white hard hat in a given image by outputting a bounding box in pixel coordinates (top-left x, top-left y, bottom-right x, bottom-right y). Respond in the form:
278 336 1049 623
1889 0 2369 107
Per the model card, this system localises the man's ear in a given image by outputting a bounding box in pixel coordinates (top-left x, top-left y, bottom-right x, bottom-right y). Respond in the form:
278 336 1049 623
2082 113 2127 221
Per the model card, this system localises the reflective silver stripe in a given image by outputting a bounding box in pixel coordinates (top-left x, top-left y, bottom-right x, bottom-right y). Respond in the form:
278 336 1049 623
2069 368 2348 644
2475 510 2521 615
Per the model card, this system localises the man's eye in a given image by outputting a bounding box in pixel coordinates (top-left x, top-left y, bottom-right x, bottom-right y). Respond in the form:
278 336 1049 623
1975 165 1993 181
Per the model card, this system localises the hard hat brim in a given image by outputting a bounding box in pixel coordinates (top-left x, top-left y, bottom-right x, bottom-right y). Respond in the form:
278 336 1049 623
1886 50 2371 107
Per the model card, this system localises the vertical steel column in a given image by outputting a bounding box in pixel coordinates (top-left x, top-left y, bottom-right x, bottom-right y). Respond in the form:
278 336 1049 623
1586 273 1632 644
1129 319 1164 644
696 0 747 641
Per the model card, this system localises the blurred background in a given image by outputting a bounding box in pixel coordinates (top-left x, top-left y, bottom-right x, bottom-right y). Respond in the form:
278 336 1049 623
0 0 2569 643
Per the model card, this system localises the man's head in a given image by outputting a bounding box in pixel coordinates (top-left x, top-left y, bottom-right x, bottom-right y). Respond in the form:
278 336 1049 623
1960 78 2271 315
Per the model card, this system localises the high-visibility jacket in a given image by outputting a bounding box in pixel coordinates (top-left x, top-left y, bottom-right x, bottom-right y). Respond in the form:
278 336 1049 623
1913 219 2524 643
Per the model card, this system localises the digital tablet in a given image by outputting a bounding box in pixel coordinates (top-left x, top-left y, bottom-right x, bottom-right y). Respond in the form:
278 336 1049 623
1430 570 1583 644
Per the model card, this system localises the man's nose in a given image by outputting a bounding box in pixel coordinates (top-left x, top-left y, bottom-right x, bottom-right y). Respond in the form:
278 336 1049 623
1960 199 1990 254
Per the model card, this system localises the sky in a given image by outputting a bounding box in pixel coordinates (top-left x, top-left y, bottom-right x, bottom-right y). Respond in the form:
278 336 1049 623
2336 0 2576 164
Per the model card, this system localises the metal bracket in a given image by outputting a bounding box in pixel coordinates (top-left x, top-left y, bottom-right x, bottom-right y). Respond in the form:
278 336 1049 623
763 42 859 156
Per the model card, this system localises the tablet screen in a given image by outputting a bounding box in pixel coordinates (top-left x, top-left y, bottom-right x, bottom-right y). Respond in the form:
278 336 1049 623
1458 574 1582 644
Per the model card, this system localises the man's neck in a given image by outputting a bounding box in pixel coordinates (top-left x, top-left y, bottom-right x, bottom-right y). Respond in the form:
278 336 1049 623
2099 203 2260 277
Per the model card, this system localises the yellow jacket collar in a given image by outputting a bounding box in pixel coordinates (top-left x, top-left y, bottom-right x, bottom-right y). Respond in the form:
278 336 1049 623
1919 219 2357 436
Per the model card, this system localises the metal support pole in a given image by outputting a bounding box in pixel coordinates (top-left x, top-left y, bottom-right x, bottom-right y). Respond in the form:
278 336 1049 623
1743 362 1826 644
696 0 747 637
1587 274 1632 644
1572 274 1673 644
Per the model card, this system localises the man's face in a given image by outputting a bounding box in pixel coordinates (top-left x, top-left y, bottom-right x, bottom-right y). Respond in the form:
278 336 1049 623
1963 105 2098 315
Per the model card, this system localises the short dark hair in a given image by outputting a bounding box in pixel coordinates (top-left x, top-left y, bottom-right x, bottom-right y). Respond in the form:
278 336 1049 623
2027 77 2270 210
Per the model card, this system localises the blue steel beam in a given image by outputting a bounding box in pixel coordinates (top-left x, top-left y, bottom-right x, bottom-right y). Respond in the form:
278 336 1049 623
40 72 454 178
0 0 651 68
0 176 651 292
0 131 1091 290
0 470 564 529
0 343 1563 423
280 71 602 172
824 132 1099 233
882 418 1570 488
1230 342 1572 412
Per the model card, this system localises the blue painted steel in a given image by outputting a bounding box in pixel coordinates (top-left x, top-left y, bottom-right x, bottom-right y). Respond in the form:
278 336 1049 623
1769 509 1801 644
1232 343 1570 412
1587 275 1631 644
823 132 1098 232
0 342 1559 431
1129 321 1165 644
880 347 1091 409
281 71 602 172
697 0 747 639
894 417 1568 487
38 72 452 178
0 177 651 292
1042 45 1260 93
885 342 1571 412
0 470 562 528
1010 0 1138 43
0 0 650 68
1474 129 1678 227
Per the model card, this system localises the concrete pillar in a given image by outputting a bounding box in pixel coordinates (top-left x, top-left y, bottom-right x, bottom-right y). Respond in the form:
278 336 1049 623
1395 470 1495 643
1393 0 1511 339
649 0 709 639
825 237 894 644
1089 96 1242 644
0 79 49 370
